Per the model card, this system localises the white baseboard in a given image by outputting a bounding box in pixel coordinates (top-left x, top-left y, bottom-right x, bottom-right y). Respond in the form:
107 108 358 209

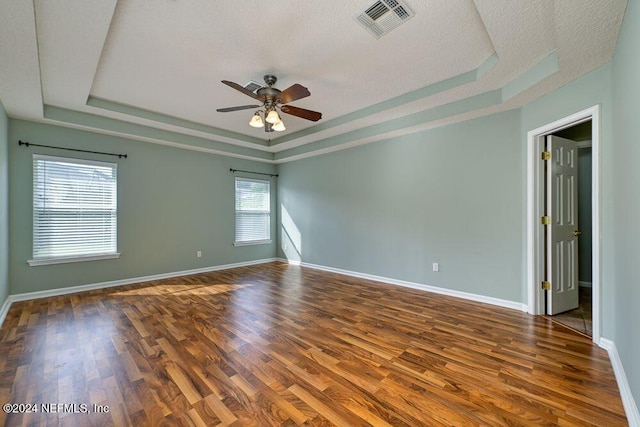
579 281 593 288
3 258 279 313
600 338 640 426
280 258 528 312
0 295 11 330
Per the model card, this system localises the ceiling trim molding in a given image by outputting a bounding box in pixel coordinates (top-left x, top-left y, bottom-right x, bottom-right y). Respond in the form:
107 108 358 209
274 89 503 161
274 52 558 162
86 96 269 147
81 53 500 154
502 52 559 101
40 52 560 164
269 53 499 147
43 105 275 162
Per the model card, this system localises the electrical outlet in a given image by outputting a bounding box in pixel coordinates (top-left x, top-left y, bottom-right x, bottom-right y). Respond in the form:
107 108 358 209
196 250 202 258
432 262 439 272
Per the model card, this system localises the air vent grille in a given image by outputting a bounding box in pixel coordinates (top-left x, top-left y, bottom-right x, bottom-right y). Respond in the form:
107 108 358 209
365 2 389 20
395 6 409 19
355 0 414 39
243 81 262 93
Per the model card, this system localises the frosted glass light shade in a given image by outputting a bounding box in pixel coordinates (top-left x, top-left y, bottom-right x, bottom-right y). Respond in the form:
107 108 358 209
265 109 280 124
249 112 264 128
273 120 286 131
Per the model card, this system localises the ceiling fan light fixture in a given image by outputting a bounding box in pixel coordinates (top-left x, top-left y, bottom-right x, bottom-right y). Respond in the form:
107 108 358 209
218 75 322 133
265 109 281 124
249 111 264 128
273 119 286 132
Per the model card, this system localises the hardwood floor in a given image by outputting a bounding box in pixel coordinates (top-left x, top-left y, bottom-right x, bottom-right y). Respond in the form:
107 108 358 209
0 262 627 426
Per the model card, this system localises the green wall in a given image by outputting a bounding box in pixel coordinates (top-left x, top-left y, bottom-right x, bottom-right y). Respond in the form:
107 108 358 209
277 62 612 311
278 54 637 412
278 110 524 302
611 0 640 407
0 101 8 308
520 63 615 338
8 120 277 294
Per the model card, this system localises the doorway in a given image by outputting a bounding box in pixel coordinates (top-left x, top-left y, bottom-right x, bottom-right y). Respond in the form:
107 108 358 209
546 122 593 336
526 105 601 344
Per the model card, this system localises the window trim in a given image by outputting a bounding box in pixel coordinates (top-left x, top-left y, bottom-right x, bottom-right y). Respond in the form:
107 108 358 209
234 177 272 246
28 252 120 267
29 154 119 266
233 239 272 247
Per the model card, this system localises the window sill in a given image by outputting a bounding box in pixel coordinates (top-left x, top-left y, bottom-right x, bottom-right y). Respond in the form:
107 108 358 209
233 240 272 247
28 253 121 267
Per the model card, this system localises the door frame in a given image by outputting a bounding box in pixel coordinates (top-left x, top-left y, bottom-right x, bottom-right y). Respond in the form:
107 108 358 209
526 105 601 344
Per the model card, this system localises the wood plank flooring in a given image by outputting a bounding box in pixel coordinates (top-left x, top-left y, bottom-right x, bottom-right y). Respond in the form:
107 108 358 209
0 262 627 426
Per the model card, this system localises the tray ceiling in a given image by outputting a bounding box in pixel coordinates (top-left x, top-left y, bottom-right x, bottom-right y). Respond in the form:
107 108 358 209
0 0 627 163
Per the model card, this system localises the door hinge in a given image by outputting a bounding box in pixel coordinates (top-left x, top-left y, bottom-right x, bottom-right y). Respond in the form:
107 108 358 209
541 281 551 290
541 216 551 225
541 151 551 160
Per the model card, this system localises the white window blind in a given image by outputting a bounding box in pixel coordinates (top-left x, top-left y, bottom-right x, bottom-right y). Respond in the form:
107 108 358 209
32 154 118 263
235 177 271 245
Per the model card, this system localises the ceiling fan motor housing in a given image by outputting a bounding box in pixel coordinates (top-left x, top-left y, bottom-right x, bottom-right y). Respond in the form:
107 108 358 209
257 86 281 102
258 75 281 104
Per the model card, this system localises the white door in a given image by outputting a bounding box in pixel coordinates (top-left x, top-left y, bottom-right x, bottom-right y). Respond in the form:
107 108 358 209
546 135 580 315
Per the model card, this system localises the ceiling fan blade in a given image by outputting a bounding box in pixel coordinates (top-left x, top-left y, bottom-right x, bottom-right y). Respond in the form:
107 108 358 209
216 104 261 112
278 84 311 104
221 80 264 101
280 105 322 122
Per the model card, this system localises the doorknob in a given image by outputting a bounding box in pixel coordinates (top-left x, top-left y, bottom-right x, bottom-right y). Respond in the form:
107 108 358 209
573 230 582 236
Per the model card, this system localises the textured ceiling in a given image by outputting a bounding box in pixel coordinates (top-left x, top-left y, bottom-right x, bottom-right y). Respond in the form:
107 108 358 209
0 0 627 163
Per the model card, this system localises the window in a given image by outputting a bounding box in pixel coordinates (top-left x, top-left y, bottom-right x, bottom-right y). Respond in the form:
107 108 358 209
29 154 119 266
234 177 271 245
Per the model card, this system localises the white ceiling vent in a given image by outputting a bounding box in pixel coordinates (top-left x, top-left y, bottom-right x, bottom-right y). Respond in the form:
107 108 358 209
243 81 263 93
355 0 415 39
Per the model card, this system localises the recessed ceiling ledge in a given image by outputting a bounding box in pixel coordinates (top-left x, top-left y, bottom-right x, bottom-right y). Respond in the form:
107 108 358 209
86 96 268 147
274 89 503 162
501 52 559 101
269 53 500 147
43 105 275 162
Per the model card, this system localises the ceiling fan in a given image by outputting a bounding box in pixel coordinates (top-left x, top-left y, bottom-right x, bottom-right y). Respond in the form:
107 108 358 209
216 75 322 132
